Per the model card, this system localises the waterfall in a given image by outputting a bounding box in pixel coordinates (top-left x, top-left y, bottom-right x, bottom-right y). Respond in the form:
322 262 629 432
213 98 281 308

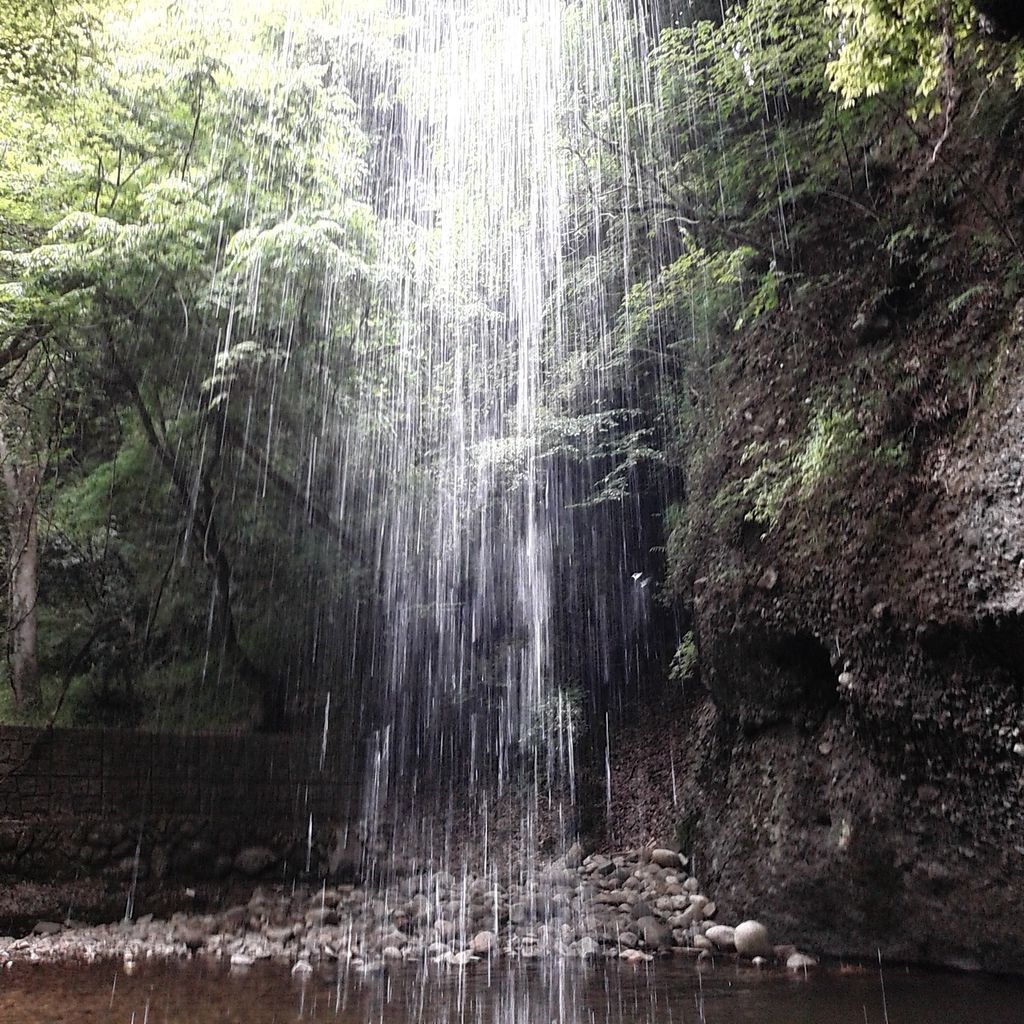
330 0 663 873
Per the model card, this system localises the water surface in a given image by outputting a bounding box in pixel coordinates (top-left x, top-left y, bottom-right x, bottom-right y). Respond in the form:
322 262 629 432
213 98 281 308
1 959 1021 1024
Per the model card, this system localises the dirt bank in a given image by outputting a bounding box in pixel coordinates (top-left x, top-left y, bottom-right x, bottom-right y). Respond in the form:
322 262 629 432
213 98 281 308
622 119 1024 975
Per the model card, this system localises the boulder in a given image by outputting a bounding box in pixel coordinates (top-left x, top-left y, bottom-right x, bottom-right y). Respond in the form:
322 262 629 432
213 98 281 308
584 854 614 876
704 925 736 951
564 843 585 869
620 948 654 962
542 867 578 888
234 847 277 877
470 930 497 956
650 849 682 869
179 927 207 952
635 916 672 949
734 920 772 958
378 929 408 949
787 951 818 970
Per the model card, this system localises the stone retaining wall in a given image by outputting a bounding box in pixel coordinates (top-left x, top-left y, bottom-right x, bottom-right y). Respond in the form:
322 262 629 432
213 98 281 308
0 726 353 823
0 725 359 921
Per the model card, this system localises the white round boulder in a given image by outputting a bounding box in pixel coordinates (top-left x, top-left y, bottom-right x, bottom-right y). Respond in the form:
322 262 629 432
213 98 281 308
733 920 772 958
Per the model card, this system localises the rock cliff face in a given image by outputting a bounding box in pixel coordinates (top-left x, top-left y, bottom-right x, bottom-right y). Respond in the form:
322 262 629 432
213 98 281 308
613 127 1024 973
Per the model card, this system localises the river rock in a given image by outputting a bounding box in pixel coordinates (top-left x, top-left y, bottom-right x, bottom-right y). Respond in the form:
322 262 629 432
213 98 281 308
734 920 772 958
543 867 578 888
32 922 62 936
180 927 207 951
404 893 430 923
635 916 671 949
379 928 408 949
704 925 736 951
678 904 699 927
471 930 497 955
650 849 682 869
620 948 654 963
234 847 276 877
787 951 818 970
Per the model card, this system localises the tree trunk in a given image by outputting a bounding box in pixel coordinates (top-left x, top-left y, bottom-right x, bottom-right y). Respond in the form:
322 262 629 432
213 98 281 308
110 354 285 730
0 429 41 711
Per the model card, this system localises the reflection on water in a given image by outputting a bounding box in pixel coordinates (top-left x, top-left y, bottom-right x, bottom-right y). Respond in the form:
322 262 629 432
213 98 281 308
0 959 1022 1024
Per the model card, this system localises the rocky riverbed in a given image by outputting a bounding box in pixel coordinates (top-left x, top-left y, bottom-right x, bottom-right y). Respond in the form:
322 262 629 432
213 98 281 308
0 845 817 972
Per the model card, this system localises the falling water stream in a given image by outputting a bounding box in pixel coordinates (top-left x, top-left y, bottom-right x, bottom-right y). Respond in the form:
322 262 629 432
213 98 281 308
333 0 662 886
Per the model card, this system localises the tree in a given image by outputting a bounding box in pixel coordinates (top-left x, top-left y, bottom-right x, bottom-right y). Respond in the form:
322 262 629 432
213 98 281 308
0 0 387 727
0 412 42 711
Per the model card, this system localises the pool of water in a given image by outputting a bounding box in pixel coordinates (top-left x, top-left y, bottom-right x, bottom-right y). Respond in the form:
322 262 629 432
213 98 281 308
1 959 1021 1024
